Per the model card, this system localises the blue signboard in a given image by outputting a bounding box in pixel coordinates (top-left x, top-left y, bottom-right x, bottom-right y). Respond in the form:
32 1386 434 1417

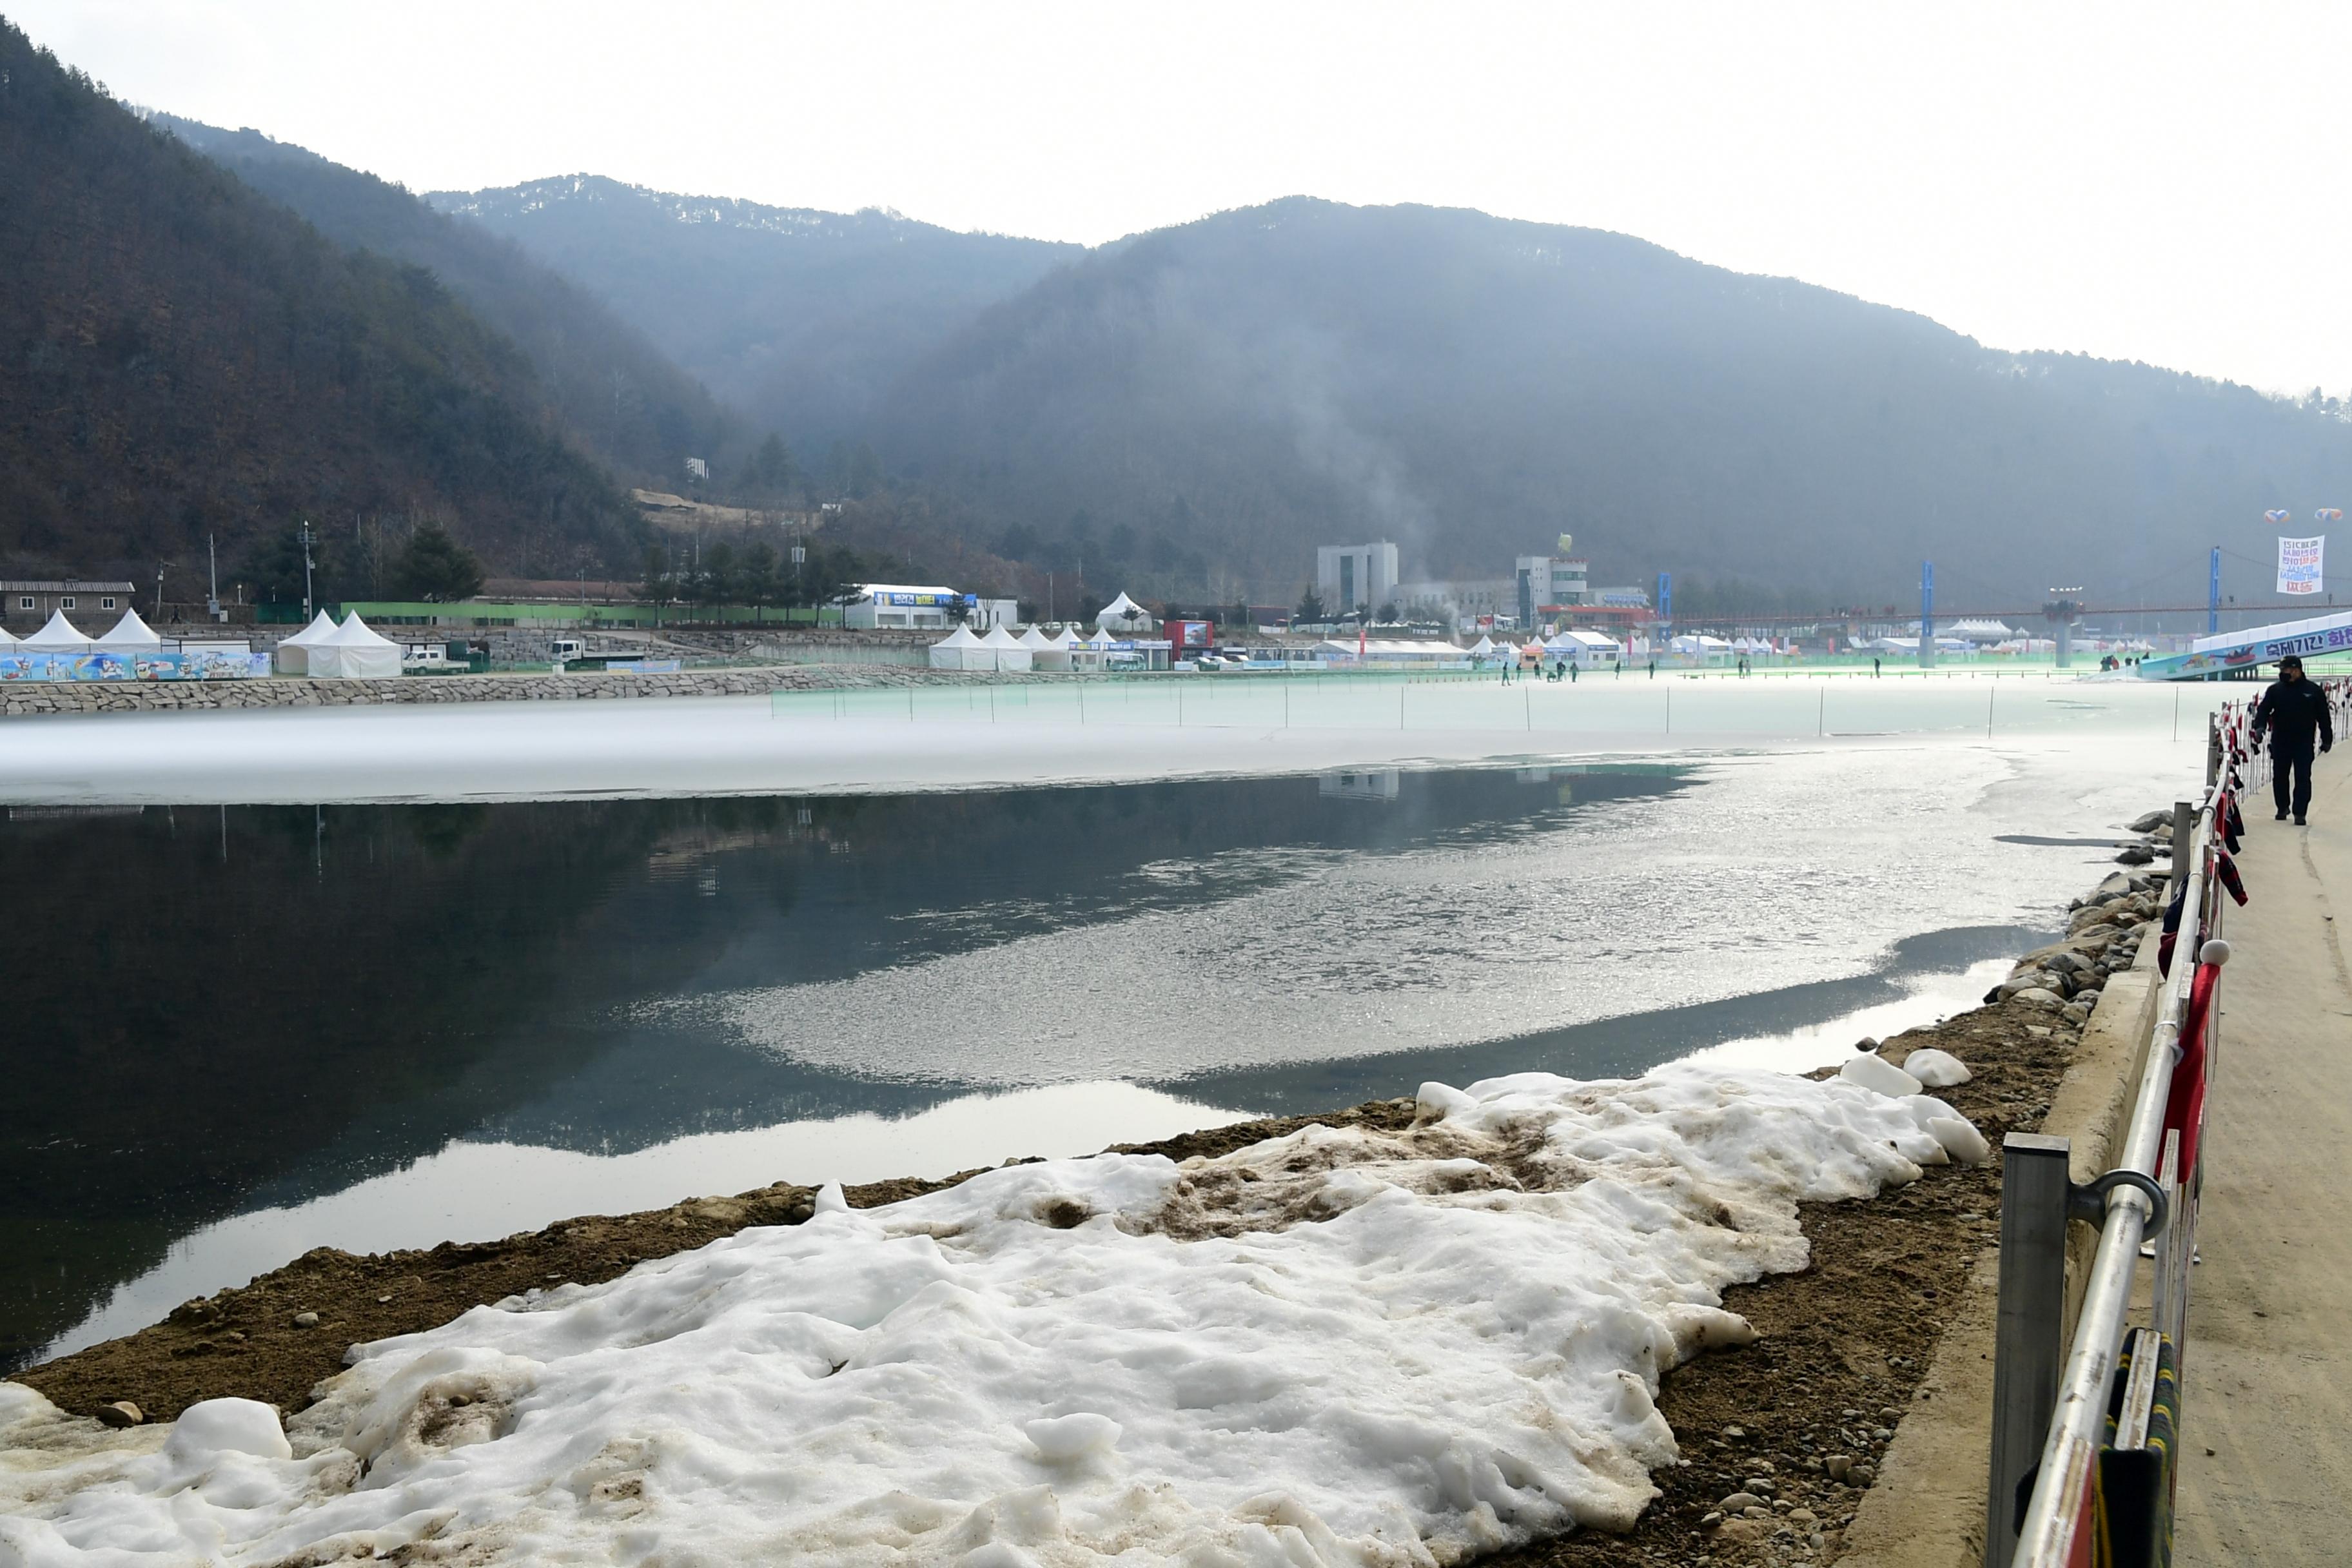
0 651 271 682
1656 572 1672 627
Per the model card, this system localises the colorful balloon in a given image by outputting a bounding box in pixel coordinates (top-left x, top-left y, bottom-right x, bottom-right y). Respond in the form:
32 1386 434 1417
2266 509 2293 524
2316 508 2344 523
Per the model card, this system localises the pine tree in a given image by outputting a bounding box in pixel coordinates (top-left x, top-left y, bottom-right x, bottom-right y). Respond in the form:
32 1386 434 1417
393 523 485 602
749 434 798 496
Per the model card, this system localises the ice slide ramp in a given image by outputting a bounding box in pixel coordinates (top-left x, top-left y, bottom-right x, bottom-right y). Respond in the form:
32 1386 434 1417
2135 607 2352 680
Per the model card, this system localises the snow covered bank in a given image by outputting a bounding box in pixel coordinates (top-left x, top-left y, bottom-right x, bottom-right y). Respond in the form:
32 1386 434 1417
1 1066 1977 1565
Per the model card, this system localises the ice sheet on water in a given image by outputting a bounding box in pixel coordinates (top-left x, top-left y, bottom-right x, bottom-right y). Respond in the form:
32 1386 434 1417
1 1064 1968 1566
690 745 2192 1088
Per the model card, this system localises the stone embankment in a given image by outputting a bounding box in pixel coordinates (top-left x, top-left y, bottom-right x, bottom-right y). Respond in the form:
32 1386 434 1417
0 664 1042 718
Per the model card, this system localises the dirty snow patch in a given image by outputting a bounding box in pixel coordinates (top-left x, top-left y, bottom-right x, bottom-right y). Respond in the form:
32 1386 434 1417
0 1066 1969 1565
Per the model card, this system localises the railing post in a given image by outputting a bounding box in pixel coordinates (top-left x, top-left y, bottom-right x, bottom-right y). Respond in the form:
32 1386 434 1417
1988 1132 2073 1568
2171 799 2191 877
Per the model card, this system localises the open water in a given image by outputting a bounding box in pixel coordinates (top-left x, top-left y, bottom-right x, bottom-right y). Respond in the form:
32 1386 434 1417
0 680 2217 1369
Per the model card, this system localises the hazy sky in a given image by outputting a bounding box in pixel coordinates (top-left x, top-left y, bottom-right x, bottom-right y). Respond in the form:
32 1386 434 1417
14 1 2347 395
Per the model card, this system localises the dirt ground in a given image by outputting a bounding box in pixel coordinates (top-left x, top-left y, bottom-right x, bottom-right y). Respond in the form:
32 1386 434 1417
1490 995 2072 1566
10 1005 2081 1567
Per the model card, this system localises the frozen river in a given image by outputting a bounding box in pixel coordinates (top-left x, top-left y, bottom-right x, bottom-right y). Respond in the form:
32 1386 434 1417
1 673 2219 1368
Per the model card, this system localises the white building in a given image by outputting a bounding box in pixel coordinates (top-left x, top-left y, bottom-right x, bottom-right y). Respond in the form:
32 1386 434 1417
1315 543 1400 616
841 584 968 630
1395 578 1514 627
1513 556 1591 623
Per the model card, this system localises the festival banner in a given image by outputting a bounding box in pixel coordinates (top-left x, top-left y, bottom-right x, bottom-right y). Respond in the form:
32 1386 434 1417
2278 534 2326 596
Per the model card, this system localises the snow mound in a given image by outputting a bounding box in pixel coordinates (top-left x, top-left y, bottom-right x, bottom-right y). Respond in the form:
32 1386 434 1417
0 1066 1972 1565
1840 1052 1925 1097
1902 1048 1974 1088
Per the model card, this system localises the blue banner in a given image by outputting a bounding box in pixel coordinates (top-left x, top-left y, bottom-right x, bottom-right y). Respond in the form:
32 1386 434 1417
0 651 271 682
1656 572 1671 627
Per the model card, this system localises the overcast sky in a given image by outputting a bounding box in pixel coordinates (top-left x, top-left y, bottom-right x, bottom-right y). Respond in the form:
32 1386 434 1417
14 1 2346 396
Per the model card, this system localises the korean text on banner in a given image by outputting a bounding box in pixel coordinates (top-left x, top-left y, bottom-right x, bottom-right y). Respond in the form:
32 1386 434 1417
2278 535 2325 596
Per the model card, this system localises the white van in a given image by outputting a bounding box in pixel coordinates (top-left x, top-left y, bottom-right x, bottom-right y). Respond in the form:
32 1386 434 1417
402 644 448 669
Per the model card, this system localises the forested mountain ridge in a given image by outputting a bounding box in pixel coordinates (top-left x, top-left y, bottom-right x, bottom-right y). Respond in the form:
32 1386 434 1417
870 198 2352 608
427 175 1080 456
150 114 738 495
0 24 643 583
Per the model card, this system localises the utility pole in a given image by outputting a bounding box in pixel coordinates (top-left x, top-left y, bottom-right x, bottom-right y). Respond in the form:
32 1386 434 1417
2207 545 2220 637
207 534 222 623
1919 561 1935 669
300 520 316 622
154 562 166 623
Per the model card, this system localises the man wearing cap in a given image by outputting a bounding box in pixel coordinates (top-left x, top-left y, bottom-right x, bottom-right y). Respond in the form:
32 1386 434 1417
2251 654 2333 824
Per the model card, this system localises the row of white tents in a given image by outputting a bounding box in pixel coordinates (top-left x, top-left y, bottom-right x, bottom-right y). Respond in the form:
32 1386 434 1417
1468 631 1797 666
0 608 170 652
930 623 1132 672
271 610 405 678
1 606 407 676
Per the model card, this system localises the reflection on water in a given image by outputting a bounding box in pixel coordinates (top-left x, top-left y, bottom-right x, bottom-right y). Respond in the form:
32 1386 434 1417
6 766 1686 1366
49 1083 1255 1360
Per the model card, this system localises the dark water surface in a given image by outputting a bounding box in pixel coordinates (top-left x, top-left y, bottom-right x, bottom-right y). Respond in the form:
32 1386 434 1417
3 765 2032 1369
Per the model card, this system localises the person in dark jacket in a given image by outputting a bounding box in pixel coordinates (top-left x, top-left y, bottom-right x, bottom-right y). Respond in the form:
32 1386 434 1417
2252 655 2335 823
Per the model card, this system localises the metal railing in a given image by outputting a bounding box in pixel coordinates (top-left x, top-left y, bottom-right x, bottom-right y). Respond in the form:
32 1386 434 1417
1988 714 2246 1566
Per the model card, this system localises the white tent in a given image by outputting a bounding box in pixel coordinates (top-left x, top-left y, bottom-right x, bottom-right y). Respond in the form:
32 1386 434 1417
1945 618 2014 643
306 612 404 679
0 623 17 649
1545 629 1622 665
273 610 340 675
1669 633 1733 663
1316 638 1467 665
1017 623 1067 672
979 624 1033 672
928 624 986 671
1468 634 1496 657
20 611 90 652
92 609 163 650
1096 591 1148 631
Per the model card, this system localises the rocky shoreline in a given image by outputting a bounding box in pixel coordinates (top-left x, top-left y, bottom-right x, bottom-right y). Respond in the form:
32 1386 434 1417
3 839 2173 1567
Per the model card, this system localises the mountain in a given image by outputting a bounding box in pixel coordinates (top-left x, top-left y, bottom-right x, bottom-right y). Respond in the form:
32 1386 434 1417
869 199 2352 611
427 176 1079 457
151 115 737 495
0 24 641 582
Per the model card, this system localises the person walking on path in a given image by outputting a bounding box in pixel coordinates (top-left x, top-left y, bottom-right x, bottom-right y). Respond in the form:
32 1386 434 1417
2253 654 2335 824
